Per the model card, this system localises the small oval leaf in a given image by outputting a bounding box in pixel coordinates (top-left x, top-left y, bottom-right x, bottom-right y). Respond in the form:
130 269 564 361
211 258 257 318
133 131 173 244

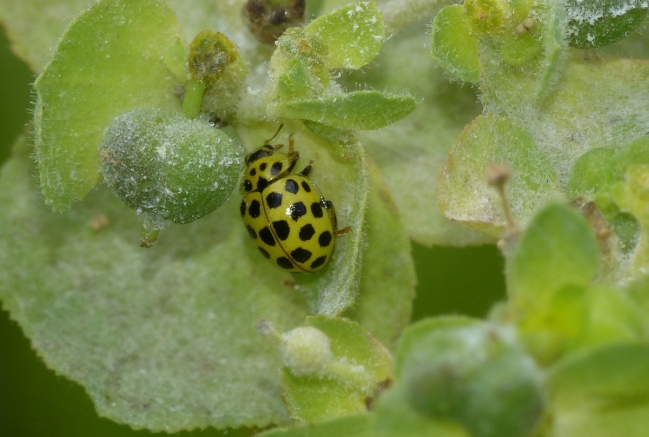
278 91 416 130
431 5 480 83
305 1 385 69
508 203 600 299
438 114 564 236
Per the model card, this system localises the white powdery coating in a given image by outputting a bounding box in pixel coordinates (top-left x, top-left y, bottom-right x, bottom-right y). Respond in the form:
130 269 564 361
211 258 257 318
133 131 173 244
281 327 333 376
567 0 648 29
100 108 243 223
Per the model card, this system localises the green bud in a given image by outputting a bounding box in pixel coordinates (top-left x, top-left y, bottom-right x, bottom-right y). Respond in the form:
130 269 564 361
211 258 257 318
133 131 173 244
184 31 248 120
402 323 544 437
188 30 240 83
100 108 243 224
281 326 334 377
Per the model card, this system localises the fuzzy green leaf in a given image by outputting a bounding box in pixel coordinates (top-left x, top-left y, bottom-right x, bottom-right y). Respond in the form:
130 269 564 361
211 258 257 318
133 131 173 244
483 54 649 192
508 203 599 300
566 0 649 49
500 33 543 67
33 0 186 211
567 147 619 198
513 284 646 364
568 137 649 200
393 316 480 379
600 19 649 58
0 134 310 432
567 138 649 253
547 343 649 437
430 5 479 83
437 114 564 236
267 27 330 105
305 1 385 69
277 90 416 131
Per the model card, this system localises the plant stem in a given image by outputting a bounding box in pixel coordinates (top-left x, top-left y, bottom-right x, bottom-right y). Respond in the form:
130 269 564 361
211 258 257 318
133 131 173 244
182 80 207 119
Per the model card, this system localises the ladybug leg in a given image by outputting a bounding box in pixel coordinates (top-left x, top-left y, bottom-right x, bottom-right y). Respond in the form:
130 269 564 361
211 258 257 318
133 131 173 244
299 160 314 177
283 133 300 173
321 198 351 235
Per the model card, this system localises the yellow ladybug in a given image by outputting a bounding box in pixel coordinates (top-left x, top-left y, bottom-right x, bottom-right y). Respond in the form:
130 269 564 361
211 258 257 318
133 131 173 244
240 127 347 273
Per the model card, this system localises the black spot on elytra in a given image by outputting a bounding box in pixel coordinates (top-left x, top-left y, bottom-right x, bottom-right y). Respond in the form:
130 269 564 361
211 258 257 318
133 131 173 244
271 162 283 176
289 201 307 221
260 163 267 171
249 168 257 176
240 200 246 217
258 247 271 259
285 179 299 194
277 257 294 269
243 180 253 192
248 200 261 218
319 231 332 247
246 225 257 240
310 255 327 269
291 247 312 263
301 181 311 192
257 177 269 191
311 202 324 218
266 192 283 209
259 226 275 246
299 224 315 241
273 220 290 240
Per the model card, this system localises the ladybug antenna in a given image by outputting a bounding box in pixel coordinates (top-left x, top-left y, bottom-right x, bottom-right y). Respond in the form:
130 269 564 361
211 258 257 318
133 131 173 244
264 123 285 145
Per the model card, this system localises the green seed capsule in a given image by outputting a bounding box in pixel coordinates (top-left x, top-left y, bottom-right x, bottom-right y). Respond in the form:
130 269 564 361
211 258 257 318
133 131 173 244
402 324 544 437
100 108 243 224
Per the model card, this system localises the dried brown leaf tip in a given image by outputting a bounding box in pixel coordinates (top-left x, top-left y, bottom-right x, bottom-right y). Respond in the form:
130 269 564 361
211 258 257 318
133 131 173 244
242 0 306 44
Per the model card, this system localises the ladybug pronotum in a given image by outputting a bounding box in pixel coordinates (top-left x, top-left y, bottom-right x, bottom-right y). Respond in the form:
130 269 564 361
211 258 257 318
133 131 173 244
239 127 348 273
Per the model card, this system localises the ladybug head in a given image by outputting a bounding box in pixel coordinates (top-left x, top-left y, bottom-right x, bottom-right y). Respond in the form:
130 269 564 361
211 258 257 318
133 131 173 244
245 124 286 166
245 144 276 166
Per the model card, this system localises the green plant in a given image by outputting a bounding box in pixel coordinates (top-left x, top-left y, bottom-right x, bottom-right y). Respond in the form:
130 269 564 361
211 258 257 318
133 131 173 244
1 0 649 436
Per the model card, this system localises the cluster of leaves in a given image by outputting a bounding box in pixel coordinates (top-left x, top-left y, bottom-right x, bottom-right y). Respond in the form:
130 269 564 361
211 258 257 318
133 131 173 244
1 0 649 436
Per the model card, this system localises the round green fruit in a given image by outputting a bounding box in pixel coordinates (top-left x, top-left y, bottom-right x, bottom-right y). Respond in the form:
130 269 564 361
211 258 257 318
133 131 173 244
100 108 243 224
